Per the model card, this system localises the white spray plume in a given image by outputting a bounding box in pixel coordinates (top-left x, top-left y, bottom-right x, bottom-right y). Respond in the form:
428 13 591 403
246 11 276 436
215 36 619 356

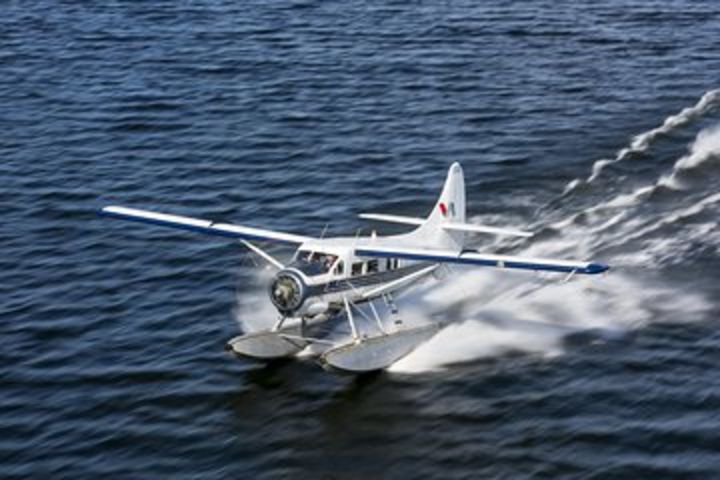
234 266 279 333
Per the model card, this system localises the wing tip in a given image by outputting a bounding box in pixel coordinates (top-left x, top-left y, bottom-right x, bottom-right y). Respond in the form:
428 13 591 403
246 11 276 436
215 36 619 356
586 262 610 274
97 205 117 216
98 205 130 218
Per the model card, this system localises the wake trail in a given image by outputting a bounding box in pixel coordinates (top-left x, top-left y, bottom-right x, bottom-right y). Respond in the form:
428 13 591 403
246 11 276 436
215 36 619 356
391 119 720 374
562 89 720 195
546 123 720 263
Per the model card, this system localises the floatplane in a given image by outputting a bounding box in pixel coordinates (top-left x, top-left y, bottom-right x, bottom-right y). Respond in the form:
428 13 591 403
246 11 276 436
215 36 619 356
100 163 608 372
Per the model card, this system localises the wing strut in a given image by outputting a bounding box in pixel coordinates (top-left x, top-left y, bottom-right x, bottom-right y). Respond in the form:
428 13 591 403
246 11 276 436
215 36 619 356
240 240 284 270
343 296 360 342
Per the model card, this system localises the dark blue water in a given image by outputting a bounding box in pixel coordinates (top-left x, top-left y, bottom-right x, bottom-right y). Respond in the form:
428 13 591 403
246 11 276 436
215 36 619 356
3 1 720 478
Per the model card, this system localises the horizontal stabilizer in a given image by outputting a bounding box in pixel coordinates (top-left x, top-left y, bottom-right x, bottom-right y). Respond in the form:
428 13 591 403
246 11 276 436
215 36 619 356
100 206 311 245
355 246 609 275
358 213 424 226
442 223 533 237
360 213 532 237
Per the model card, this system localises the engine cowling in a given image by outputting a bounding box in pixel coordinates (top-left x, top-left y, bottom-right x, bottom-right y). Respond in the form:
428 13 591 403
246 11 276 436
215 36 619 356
269 270 306 314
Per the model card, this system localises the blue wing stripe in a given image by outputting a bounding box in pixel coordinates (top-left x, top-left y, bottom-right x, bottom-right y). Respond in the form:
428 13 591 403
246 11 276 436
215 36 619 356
99 208 300 245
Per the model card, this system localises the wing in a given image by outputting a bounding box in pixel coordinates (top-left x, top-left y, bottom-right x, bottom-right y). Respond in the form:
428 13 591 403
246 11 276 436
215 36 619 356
100 206 311 245
355 245 609 275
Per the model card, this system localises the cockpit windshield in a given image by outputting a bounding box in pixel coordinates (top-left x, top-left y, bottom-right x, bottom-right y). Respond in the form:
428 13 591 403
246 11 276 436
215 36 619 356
292 250 338 276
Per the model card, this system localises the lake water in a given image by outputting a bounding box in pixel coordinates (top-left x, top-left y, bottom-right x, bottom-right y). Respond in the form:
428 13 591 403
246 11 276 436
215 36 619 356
2 1 720 478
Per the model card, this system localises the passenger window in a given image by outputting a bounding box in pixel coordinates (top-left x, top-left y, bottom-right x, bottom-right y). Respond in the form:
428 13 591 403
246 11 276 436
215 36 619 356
334 261 344 276
351 262 363 276
386 258 392 270
393 259 399 269
367 259 379 274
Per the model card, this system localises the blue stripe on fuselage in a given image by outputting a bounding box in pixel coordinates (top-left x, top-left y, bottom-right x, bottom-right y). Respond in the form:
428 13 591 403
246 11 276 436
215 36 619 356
354 248 609 275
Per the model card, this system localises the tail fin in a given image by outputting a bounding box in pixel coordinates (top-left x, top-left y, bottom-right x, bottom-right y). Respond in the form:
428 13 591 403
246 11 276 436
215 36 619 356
409 162 466 250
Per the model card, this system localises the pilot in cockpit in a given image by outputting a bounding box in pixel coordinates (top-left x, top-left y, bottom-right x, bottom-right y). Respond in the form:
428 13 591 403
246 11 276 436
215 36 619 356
301 251 336 274
323 254 337 271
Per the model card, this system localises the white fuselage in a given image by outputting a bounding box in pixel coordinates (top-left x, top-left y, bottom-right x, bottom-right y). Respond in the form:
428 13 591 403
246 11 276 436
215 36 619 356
268 234 436 318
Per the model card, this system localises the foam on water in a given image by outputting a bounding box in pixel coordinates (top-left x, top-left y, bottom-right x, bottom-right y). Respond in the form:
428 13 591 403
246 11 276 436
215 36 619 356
659 122 720 188
389 270 711 373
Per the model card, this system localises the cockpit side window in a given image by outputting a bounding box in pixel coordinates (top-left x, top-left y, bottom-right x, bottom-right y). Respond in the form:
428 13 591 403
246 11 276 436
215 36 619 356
334 260 344 276
293 250 337 276
367 259 379 274
385 258 400 270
